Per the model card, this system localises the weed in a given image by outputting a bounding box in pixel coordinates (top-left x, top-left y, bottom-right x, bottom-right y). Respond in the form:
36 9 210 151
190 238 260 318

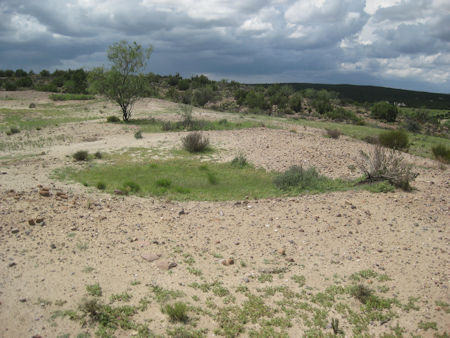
350 284 373 304
96 182 106 190
76 242 88 251
258 274 274 283
94 151 102 159
107 115 120 123
325 128 342 139
292 275 306 287
163 302 189 322
207 172 218 185
418 321 438 331
86 283 102 297
231 153 248 168
73 150 89 161
432 144 450 163
82 266 94 273
110 292 132 302
332 318 344 335
152 286 185 304
182 132 210 153
134 130 143 139
122 180 140 194
187 267 203 276
403 297 420 312
167 326 206 338
156 178 171 187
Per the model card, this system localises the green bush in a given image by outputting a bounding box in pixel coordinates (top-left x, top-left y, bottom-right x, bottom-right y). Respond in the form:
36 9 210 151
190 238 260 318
5 81 17 91
6 127 20 136
325 107 361 123
163 302 188 323
96 182 106 190
379 130 409 150
182 132 209 153
432 144 450 163
288 92 303 112
274 166 320 190
107 115 121 123
371 102 398 122
94 151 103 159
122 181 140 194
73 150 89 161
134 130 143 139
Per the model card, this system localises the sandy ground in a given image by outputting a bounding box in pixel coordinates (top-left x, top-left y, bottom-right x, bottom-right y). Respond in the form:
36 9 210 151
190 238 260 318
0 91 449 337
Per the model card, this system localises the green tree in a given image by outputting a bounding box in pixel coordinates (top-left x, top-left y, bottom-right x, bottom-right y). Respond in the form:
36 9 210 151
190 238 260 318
89 41 152 121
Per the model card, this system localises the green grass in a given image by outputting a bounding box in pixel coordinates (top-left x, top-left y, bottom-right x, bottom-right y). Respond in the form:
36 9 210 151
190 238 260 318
86 283 102 297
118 117 274 133
49 93 96 101
54 158 370 200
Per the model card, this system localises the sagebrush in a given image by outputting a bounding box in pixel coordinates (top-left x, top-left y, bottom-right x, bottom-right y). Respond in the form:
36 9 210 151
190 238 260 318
182 132 209 153
358 145 417 191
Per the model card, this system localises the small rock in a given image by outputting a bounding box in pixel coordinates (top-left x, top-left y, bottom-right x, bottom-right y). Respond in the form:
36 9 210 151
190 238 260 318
178 208 186 215
278 248 286 256
11 228 19 234
50 244 56 249
28 219 36 226
1 171 6 175
36 218 44 224
155 260 177 270
285 257 295 262
39 189 50 197
141 253 161 262
19 298 27 302
8 262 16 267
114 189 126 195
242 277 250 283
222 258 234 266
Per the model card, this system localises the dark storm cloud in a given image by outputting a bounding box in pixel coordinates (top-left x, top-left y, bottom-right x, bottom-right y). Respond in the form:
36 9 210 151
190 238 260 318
0 0 449 92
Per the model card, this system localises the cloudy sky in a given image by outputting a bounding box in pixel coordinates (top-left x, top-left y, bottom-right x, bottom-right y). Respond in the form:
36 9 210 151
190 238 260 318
1 0 449 93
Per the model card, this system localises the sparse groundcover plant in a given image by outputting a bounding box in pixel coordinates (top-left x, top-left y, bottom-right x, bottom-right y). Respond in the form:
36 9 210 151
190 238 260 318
358 145 418 191
432 144 450 163
325 128 342 139
350 284 373 304
73 150 89 161
106 115 121 123
364 135 379 145
182 132 210 153
156 178 171 187
134 130 143 139
94 151 102 159
163 302 189 323
379 129 409 151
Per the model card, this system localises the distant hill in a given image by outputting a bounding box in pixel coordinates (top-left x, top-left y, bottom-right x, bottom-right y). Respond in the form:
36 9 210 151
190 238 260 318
258 83 450 109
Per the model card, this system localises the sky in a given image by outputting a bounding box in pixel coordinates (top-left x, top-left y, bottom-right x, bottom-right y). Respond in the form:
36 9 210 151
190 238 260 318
1 0 449 93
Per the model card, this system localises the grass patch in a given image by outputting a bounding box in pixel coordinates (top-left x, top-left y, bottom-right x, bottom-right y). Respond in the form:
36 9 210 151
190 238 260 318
86 283 102 297
163 302 189 322
49 93 96 101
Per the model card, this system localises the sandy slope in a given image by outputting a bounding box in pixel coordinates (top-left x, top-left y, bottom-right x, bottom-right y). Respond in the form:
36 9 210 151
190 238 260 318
0 91 448 337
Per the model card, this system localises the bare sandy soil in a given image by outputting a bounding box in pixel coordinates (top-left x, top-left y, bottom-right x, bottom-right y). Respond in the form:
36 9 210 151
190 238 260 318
0 91 448 337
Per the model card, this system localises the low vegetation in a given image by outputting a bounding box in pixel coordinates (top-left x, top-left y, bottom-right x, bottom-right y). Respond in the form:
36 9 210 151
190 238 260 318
182 132 210 153
49 93 95 101
378 129 409 150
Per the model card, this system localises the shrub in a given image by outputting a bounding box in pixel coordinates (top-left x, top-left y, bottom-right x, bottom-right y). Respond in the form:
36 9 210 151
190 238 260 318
107 115 121 123
96 182 106 190
231 153 248 168
207 172 218 185
274 166 320 190
371 102 398 122
182 132 209 153
6 127 20 136
29 103 36 108
358 145 418 191
364 135 379 145
163 302 188 323
289 92 303 112
378 130 409 150
350 284 373 304
403 118 421 134
5 81 17 91
325 128 342 139
94 151 102 159
122 181 140 194
134 130 143 139
325 107 361 123
432 144 450 163
73 150 89 161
